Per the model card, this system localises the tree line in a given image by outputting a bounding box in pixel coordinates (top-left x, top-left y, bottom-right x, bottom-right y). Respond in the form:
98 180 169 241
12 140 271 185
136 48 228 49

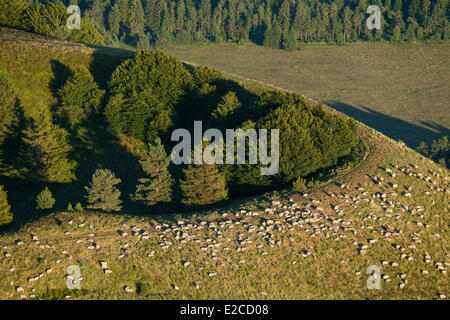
0 49 360 225
7 0 447 49
1 1 448 49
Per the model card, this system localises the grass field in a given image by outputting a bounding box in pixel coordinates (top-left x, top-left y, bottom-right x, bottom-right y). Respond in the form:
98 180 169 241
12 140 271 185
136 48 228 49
0 29 448 300
165 42 450 147
1 124 448 300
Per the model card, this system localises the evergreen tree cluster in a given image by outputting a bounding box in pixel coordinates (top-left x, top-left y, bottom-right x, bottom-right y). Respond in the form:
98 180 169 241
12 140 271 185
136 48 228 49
106 50 192 141
14 0 448 49
57 66 105 127
416 136 449 168
0 47 359 215
0 0 104 45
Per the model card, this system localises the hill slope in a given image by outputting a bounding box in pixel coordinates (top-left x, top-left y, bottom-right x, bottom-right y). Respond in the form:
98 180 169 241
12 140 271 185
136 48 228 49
0 28 448 300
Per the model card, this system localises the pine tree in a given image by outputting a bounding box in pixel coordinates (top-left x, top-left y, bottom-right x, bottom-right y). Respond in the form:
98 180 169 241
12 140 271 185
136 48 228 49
210 91 241 127
128 0 146 37
0 185 13 226
198 0 212 38
85 169 122 212
58 66 104 126
143 0 165 37
175 0 186 32
180 163 228 206
391 24 401 41
20 109 77 183
36 186 55 210
278 0 291 36
131 138 173 206
342 6 353 41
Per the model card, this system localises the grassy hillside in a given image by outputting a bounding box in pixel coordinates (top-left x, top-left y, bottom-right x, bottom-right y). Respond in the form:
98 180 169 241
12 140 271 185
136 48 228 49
0 28 448 300
164 43 450 147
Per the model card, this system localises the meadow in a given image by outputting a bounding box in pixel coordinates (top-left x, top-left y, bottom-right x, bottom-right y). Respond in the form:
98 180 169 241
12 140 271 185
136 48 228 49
165 42 450 147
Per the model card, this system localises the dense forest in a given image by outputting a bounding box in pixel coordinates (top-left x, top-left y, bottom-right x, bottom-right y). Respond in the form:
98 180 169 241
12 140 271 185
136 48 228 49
0 46 361 225
1 0 449 49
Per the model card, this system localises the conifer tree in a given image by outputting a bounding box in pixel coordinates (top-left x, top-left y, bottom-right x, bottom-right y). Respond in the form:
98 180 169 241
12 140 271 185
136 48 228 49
36 186 55 210
85 169 122 212
0 185 13 226
131 138 173 206
20 109 77 183
106 50 192 142
129 0 146 37
210 91 241 128
58 66 104 126
180 163 228 206
0 0 29 29
391 24 401 41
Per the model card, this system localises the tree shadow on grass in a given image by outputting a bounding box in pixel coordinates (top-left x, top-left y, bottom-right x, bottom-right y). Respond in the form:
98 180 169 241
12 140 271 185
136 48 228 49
0 51 146 234
49 59 72 98
0 115 151 234
326 101 450 148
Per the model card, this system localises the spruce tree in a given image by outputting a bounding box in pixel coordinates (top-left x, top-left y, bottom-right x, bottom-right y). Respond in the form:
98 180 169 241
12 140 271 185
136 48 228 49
58 66 104 126
20 109 77 183
131 138 173 206
85 169 122 212
391 25 401 41
210 91 241 128
180 163 228 206
0 185 13 226
36 186 55 210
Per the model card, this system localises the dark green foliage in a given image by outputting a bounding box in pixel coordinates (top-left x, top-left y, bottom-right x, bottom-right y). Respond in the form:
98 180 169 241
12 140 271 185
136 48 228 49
0 71 20 146
0 0 29 29
417 136 449 168
20 108 77 183
1 27 364 210
0 185 13 225
210 91 241 128
180 163 228 206
36 186 55 210
4 0 448 49
106 50 192 141
231 91 358 190
85 169 122 212
57 66 104 127
28 0 448 49
40 288 84 300
131 138 173 206
260 92 357 181
0 1 104 45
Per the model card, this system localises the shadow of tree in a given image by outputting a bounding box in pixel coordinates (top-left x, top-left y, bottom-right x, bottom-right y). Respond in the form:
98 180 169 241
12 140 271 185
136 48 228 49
0 51 148 233
49 59 72 97
326 101 449 147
